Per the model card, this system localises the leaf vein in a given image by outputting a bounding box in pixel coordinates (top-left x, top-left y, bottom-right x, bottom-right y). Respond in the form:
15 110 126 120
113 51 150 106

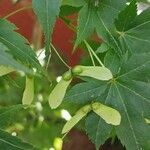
0 36 39 67
117 82 150 104
115 84 140 150
96 12 122 55
127 20 150 31
125 34 150 43
0 138 27 150
117 59 150 79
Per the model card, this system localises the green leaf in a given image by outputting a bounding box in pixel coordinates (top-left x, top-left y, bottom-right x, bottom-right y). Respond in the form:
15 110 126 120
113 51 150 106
74 3 95 49
96 43 109 54
110 83 150 150
92 102 121 126
86 113 112 150
115 8 150 54
60 5 80 17
49 78 72 109
32 0 61 52
64 81 108 104
78 66 113 81
0 19 42 73
145 118 150 124
104 49 121 75
0 129 37 150
0 105 23 128
62 0 85 7
65 52 150 149
74 0 126 51
0 42 34 75
62 104 91 134
22 76 34 105
115 0 137 32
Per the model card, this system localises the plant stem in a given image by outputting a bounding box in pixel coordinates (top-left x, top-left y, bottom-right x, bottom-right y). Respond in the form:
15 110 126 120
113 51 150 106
4 5 32 19
86 44 96 66
62 132 68 140
50 43 71 69
89 49 96 66
84 40 105 67
60 17 76 32
46 48 52 71
60 19 104 67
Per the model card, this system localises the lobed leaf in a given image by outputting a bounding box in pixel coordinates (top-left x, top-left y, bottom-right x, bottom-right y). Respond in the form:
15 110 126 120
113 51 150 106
66 52 150 149
32 0 61 52
74 0 126 54
0 19 42 73
115 0 137 32
115 6 150 54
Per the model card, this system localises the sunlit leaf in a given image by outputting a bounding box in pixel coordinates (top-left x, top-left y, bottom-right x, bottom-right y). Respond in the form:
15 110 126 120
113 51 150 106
145 118 150 124
96 43 109 54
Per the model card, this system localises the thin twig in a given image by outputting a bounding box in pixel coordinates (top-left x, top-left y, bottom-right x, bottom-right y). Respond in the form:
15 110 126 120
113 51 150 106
84 40 105 67
4 5 32 19
87 47 96 66
51 43 71 69
46 48 52 71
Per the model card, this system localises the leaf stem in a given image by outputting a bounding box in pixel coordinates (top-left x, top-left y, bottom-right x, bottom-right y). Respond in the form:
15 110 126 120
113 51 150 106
84 40 105 67
62 132 68 140
60 18 101 67
60 19 104 67
46 48 52 71
86 44 96 66
50 43 71 69
89 49 96 66
4 5 32 19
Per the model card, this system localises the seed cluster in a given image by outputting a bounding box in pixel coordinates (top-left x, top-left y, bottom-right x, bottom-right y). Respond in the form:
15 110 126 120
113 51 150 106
62 66 83 81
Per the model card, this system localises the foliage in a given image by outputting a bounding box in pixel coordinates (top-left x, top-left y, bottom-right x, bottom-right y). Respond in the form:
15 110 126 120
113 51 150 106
0 0 150 150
